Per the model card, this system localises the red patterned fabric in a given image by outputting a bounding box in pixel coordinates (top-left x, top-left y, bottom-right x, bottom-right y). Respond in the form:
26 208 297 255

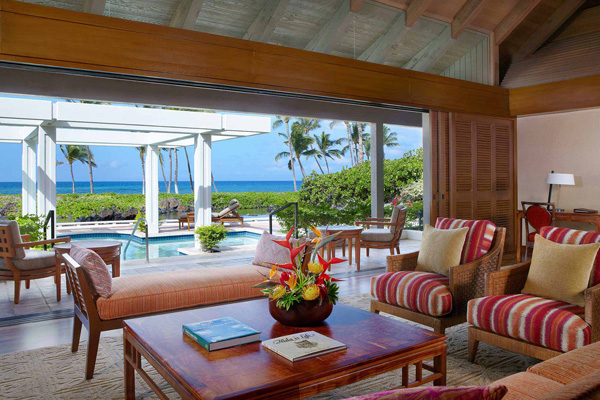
540 226 600 286
371 271 452 317
343 385 508 400
435 218 496 264
70 245 112 298
468 294 591 353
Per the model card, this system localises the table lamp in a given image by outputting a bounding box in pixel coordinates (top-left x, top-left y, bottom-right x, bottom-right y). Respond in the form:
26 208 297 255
546 171 575 210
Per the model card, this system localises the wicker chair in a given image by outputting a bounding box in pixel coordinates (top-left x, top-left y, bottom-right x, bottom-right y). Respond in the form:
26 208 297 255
371 226 506 335
0 220 71 303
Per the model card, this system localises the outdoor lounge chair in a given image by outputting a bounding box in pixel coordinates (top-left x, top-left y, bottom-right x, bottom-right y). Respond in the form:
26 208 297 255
0 220 71 303
212 199 244 227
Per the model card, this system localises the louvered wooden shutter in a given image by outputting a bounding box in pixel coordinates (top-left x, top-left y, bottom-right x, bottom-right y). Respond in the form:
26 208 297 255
449 113 516 252
430 111 450 222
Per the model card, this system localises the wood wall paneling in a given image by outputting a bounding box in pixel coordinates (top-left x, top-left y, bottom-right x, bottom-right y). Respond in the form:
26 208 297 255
0 0 510 117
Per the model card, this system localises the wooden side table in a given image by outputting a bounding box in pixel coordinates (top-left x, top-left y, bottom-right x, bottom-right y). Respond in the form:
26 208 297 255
55 240 123 300
322 226 363 271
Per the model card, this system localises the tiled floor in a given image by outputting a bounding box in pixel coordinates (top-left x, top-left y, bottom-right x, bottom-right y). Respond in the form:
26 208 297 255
0 228 421 354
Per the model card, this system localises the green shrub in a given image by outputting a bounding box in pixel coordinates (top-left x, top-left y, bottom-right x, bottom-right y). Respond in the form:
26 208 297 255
195 224 228 251
11 214 46 242
135 211 147 233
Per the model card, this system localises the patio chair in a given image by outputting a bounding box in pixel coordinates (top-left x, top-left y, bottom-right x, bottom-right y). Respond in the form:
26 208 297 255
178 212 194 230
212 199 244 227
355 205 407 256
0 220 71 303
371 218 505 335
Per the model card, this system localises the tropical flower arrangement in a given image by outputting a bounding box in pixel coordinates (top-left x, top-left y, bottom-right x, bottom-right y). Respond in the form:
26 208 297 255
254 226 345 312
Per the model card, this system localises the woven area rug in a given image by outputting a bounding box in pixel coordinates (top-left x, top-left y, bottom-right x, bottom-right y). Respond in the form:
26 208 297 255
0 294 540 399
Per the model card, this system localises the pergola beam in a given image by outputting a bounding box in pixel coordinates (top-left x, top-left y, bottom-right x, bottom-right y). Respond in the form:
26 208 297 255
403 25 454 72
305 0 353 54
243 0 290 43
405 0 434 27
451 0 487 39
493 0 542 45
512 0 584 61
170 0 204 30
83 0 106 15
358 11 407 64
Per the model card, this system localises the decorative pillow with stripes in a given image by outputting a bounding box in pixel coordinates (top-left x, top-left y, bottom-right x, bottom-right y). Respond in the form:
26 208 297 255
70 244 112 298
435 218 496 264
541 226 600 286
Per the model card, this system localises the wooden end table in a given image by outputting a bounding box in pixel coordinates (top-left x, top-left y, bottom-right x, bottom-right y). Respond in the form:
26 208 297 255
55 240 122 300
318 226 363 271
124 300 447 400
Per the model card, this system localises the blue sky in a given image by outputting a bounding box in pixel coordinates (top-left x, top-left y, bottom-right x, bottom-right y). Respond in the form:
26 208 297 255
0 98 422 182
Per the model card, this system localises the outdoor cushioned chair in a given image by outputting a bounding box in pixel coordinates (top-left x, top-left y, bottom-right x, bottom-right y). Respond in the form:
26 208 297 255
178 212 194 230
355 205 407 256
0 220 71 303
371 218 505 335
212 199 244 226
467 226 600 362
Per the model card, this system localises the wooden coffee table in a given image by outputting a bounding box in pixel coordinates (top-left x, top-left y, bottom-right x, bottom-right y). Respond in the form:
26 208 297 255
124 299 447 400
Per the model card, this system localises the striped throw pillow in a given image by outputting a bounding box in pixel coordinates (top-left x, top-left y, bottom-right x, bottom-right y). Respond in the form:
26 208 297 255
435 218 496 264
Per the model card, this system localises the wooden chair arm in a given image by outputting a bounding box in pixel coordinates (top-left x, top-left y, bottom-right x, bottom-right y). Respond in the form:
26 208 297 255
20 235 31 249
585 283 600 342
387 251 419 272
15 237 71 248
485 262 531 296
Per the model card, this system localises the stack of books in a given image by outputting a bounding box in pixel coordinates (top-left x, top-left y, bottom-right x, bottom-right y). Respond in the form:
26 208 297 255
183 317 261 351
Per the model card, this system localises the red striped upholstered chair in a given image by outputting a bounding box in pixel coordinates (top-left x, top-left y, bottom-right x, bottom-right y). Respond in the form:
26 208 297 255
468 226 600 362
370 218 506 335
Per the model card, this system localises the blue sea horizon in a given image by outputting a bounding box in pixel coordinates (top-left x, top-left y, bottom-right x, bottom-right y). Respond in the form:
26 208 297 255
0 180 300 195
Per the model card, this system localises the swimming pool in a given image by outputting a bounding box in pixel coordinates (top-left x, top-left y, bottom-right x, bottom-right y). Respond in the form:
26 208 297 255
59 231 260 260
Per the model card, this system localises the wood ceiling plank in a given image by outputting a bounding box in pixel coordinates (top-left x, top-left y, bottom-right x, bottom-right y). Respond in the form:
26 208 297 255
243 0 290 42
405 0 434 27
83 0 106 15
512 0 584 61
305 0 353 54
170 0 204 30
493 0 542 45
403 25 455 72
358 11 408 63
451 0 487 38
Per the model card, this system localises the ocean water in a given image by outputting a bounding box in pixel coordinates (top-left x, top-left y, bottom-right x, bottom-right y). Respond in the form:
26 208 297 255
0 180 298 195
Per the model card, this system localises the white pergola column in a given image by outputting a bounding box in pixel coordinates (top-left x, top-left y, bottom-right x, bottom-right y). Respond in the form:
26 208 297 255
194 134 212 242
145 145 160 234
370 121 385 218
22 136 37 216
37 126 56 222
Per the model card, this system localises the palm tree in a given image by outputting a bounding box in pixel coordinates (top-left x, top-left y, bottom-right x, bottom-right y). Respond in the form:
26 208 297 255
183 147 193 193
383 125 400 148
295 118 324 174
136 146 146 195
329 120 355 167
357 123 365 164
159 149 169 193
314 132 343 173
59 145 91 194
273 116 298 191
275 126 318 178
173 148 179 194
85 146 97 193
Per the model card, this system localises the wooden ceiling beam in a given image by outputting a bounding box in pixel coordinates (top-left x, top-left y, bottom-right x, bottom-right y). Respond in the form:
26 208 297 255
451 0 488 39
493 0 542 45
512 0 584 62
82 0 106 15
350 0 366 13
405 0 434 27
403 25 454 72
243 0 290 42
170 0 204 30
358 11 408 63
305 0 353 54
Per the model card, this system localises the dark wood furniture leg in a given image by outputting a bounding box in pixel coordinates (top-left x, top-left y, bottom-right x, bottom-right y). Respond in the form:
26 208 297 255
354 234 360 270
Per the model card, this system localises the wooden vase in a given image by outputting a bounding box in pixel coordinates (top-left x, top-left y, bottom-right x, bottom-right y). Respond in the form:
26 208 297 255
268 299 333 327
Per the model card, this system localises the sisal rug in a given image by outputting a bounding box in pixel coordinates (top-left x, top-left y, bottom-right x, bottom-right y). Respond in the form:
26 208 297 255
0 294 540 399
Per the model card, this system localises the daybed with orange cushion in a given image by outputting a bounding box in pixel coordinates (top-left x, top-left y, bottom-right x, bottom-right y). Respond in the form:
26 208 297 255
344 340 600 400
63 231 308 379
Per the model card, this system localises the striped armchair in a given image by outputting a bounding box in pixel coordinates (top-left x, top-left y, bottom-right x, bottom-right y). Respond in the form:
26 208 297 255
468 226 600 362
370 218 506 335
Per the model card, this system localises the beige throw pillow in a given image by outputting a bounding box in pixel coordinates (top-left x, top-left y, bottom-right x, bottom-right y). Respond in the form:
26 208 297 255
522 235 600 307
416 224 468 276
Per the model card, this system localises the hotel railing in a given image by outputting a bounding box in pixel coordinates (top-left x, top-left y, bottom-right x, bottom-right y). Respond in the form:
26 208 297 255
124 218 149 262
269 202 299 239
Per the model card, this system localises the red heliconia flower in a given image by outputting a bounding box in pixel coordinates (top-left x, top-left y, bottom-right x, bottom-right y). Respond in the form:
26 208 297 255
317 282 328 298
273 226 306 268
317 253 345 272
280 271 291 286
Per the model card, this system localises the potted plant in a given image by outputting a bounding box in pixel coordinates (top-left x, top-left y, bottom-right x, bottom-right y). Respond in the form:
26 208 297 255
195 224 228 252
254 226 344 326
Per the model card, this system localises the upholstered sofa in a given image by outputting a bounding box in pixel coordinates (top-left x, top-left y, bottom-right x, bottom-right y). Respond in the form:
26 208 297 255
345 340 600 399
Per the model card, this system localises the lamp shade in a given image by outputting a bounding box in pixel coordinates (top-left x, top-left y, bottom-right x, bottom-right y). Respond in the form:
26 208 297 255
546 173 575 185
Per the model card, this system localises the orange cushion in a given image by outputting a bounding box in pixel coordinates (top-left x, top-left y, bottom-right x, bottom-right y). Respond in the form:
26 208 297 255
96 265 266 320
528 342 600 385
495 372 564 400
